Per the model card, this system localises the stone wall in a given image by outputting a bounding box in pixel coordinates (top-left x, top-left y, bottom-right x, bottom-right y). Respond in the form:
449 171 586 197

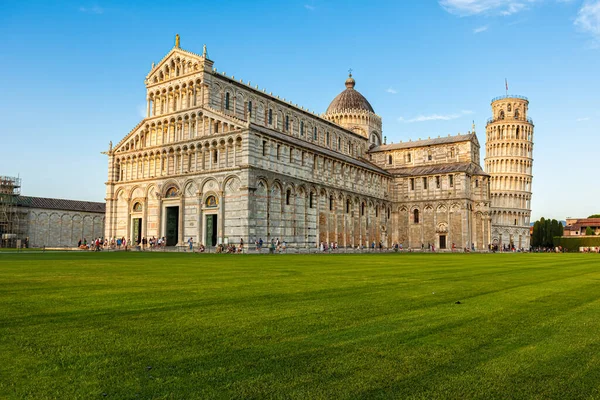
26 208 105 248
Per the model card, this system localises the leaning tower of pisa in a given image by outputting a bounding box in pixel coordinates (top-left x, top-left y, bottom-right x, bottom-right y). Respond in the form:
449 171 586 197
485 95 534 249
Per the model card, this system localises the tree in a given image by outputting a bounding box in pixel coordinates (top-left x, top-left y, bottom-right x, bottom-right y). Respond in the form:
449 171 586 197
532 221 541 247
531 217 564 248
586 226 595 236
588 214 600 218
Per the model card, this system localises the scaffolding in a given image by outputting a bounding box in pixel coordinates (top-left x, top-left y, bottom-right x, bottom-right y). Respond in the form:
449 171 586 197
0 176 26 248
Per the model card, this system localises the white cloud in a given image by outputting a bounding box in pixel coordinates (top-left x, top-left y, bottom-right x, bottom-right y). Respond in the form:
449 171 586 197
576 117 591 121
137 104 147 119
304 4 315 11
473 25 489 33
398 110 474 123
575 1 600 46
79 5 104 14
386 87 398 94
439 0 536 16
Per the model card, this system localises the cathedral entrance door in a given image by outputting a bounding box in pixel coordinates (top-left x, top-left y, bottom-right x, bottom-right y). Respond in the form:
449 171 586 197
439 235 447 250
165 206 179 246
132 218 142 246
205 214 218 247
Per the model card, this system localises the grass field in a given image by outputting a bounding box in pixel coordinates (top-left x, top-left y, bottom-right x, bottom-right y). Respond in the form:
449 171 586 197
1 252 600 399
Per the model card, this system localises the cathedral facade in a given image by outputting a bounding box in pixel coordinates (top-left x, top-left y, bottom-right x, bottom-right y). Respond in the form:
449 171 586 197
104 37 533 250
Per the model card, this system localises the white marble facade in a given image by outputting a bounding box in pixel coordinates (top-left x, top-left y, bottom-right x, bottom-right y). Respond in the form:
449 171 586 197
104 37 531 250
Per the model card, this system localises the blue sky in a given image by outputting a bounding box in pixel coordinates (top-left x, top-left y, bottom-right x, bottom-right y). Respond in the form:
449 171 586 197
1 0 599 220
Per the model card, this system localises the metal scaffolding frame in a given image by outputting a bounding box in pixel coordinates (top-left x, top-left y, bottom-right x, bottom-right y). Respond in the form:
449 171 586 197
0 176 26 248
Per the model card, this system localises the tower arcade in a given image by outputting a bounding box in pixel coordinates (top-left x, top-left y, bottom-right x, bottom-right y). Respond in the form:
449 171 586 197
485 95 534 249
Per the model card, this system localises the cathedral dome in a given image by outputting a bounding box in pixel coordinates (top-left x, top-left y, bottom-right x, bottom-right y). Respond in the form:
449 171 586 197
325 73 374 114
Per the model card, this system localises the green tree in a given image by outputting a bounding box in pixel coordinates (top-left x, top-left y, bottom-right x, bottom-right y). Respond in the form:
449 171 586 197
531 217 565 248
532 221 541 247
588 214 600 218
586 226 595 236
550 219 560 246
539 217 546 247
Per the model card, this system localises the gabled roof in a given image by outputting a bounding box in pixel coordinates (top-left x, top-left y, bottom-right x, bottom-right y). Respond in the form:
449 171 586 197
18 196 105 214
386 162 489 177
370 133 477 152
146 46 205 82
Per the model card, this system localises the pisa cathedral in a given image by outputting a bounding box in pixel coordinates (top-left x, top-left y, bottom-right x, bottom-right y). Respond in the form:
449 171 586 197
104 36 534 250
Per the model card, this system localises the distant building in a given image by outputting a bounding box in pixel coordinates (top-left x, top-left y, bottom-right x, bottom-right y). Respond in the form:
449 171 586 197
563 218 600 236
0 176 105 248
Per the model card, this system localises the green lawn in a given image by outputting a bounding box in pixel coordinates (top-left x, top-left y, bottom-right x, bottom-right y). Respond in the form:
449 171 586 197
1 253 599 399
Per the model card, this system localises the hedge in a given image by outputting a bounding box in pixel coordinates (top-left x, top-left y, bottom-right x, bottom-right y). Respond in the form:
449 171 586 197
553 236 600 252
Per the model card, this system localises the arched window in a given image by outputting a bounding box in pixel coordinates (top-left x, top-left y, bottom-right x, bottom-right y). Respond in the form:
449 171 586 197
514 109 520 119
286 189 291 205
414 209 419 224
313 127 318 141
285 116 289 132
300 121 304 136
329 195 333 211
309 192 314 208
132 202 143 212
516 127 520 139
346 199 350 213
248 101 252 117
268 109 273 125
499 110 505 120
337 137 341 150
225 92 230 110
388 155 393 164
507 104 512 112
326 131 330 146
361 202 365 216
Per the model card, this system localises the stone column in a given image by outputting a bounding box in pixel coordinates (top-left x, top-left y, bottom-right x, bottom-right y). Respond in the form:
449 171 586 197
197 192 203 245
125 199 131 242
178 196 184 246
157 196 163 238
219 190 225 244
142 196 148 239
